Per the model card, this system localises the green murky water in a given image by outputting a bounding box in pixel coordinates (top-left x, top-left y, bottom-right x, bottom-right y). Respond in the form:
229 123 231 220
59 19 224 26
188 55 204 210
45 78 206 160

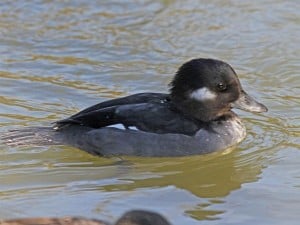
0 1 299 224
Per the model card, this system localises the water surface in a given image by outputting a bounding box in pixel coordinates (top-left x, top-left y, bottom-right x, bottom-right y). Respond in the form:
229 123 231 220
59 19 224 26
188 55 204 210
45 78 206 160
0 1 299 224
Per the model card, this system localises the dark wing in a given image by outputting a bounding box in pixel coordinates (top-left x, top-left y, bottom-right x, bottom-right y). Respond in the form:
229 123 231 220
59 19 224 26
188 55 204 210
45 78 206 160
70 93 169 116
113 102 201 135
54 93 169 129
54 92 201 135
54 106 119 129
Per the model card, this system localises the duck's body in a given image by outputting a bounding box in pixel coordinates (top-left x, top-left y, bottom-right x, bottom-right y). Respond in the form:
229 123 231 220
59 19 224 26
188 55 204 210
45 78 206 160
51 98 246 156
2 58 267 157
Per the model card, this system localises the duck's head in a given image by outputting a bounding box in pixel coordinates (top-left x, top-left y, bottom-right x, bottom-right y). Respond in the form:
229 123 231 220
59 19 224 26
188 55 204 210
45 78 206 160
170 58 267 122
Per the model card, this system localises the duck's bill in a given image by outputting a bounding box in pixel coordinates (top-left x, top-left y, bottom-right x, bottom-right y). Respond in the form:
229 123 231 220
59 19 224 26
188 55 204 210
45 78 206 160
231 90 268 113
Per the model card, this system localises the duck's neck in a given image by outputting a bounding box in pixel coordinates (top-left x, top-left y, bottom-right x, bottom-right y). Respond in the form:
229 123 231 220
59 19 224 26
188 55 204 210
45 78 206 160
210 112 246 144
170 97 232 122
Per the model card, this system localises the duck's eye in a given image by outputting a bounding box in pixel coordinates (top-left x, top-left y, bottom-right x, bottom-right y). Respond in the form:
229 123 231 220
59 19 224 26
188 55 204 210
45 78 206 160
217 83 227 91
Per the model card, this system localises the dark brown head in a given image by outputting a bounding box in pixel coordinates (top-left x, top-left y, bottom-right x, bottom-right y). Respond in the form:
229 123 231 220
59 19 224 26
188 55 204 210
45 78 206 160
170 58 267 121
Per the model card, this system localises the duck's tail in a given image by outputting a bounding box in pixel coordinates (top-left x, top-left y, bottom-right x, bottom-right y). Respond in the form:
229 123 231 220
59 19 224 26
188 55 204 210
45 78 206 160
0 127 64 147
0 126 100 155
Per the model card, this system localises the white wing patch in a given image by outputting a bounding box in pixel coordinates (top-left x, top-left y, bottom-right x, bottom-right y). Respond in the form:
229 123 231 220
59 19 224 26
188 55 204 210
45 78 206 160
107 124 139 131
190 87 217 101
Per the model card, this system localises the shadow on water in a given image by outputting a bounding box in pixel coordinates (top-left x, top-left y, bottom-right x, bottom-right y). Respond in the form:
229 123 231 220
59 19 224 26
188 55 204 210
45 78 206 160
84 148 265 221
0 136 270 222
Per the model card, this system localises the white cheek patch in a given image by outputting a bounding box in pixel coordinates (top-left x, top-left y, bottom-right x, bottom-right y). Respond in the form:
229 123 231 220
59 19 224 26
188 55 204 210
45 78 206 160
190 87 217 101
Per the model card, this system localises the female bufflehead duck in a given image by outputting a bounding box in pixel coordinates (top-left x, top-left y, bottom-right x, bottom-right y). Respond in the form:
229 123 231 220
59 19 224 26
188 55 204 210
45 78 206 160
2 58 267 157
